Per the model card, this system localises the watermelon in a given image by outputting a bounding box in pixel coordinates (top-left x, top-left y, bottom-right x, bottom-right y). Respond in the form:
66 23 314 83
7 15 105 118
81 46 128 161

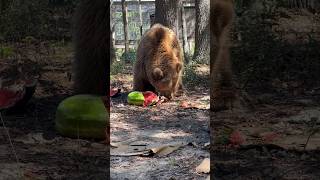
55 95 108 139
127 91 159 106
142 91 159 106
0 79 37 111
127 91 144 106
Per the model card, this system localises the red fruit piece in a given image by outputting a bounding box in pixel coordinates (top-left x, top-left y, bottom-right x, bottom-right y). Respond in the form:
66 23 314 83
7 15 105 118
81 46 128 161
0 88 25 110
262 132 279 143
142 91 159 106
180 101 189 108
110 88 121 97
229 130 245 146
0 79 37 111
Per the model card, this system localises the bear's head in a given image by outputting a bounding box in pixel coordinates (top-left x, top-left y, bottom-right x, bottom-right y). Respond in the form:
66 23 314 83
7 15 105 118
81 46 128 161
151 52 182 99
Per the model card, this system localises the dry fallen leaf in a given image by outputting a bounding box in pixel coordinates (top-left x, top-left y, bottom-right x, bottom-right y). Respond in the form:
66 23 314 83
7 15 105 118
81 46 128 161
196 158 210 174
151 142 185 156
111 140 187 157
204 142 210 147
110 143 149 156
262 132 279 143
180 101 189 108
110 138 149 156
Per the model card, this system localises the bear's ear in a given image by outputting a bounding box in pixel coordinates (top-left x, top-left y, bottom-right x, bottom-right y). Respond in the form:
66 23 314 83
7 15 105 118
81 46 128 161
176 63 182 73
152 68 164 80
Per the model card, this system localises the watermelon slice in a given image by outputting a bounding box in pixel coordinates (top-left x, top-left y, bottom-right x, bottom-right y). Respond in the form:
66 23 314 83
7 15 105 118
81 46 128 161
142 91 159 106
110 88 121 97
0 79 36 111
0 89 25 110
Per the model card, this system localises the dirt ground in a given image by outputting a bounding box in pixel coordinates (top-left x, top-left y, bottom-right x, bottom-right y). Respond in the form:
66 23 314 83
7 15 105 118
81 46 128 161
210 9 320 179
0 43 109 179
0 43 211 179
110 66 210 179
212 93 320 179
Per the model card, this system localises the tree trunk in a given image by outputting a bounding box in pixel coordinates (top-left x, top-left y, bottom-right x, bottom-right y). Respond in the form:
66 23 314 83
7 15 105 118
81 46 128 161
0 0 9 13
110 0 116 63
181 4 190 64
138 0 143 37
154 0 181 38
121 0 129 63
193 0 210 64
286 0 319 10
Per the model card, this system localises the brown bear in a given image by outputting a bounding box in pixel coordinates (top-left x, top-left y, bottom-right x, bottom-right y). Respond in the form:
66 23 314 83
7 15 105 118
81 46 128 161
211 0 237 111
72 0 109 95
133 23 184 99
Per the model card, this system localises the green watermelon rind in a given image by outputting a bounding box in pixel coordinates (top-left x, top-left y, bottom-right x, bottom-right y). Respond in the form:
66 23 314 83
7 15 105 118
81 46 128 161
127 91 145 106
55 95 108 139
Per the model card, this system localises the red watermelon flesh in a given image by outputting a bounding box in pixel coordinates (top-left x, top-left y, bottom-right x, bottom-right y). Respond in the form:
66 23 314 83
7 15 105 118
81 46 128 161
142 91 159 106
0 79 37 111
110 88 121 97
0 88 25 110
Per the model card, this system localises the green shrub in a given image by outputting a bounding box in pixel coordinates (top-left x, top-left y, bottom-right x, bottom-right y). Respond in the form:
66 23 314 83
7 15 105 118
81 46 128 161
0 46 14 58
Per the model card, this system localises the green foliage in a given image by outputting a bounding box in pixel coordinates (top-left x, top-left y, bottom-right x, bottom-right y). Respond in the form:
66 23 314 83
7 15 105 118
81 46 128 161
111 60 126 75
0 0 51 40
49 0 80 7
121 49 136 62
232 2 320 90
183 63 209 87
0 46 13 58
0 0 78 41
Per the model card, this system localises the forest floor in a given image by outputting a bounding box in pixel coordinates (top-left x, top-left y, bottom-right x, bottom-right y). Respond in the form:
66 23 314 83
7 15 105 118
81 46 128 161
110 64 210 179
210 9 320 179
0 42 211 179
0 42 110 179
212 93 320 179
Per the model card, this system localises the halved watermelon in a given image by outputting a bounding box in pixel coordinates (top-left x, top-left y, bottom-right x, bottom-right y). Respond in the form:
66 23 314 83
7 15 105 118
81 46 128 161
127 91 145 106
55 95 109 139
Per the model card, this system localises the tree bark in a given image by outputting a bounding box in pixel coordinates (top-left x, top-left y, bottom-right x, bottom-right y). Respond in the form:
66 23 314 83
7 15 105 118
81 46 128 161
193 0 210 64
181 4 190 64
121 0 129 63
154 0 181 38
110 0 116 63
287 0 319 10
138 0 143 37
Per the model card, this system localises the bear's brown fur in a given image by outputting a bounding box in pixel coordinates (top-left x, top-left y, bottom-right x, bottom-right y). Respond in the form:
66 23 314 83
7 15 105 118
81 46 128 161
133 23 184 99
210 0 237 111
72 0 109 95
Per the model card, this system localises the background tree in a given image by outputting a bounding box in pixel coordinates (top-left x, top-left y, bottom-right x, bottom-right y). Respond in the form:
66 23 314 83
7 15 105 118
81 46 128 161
181 3 190 64
110 0 116 63
138 0 143 37
286 0 317 8
121 0 129 63
0 0 10 13
154 0 181 37
193 0 210 64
